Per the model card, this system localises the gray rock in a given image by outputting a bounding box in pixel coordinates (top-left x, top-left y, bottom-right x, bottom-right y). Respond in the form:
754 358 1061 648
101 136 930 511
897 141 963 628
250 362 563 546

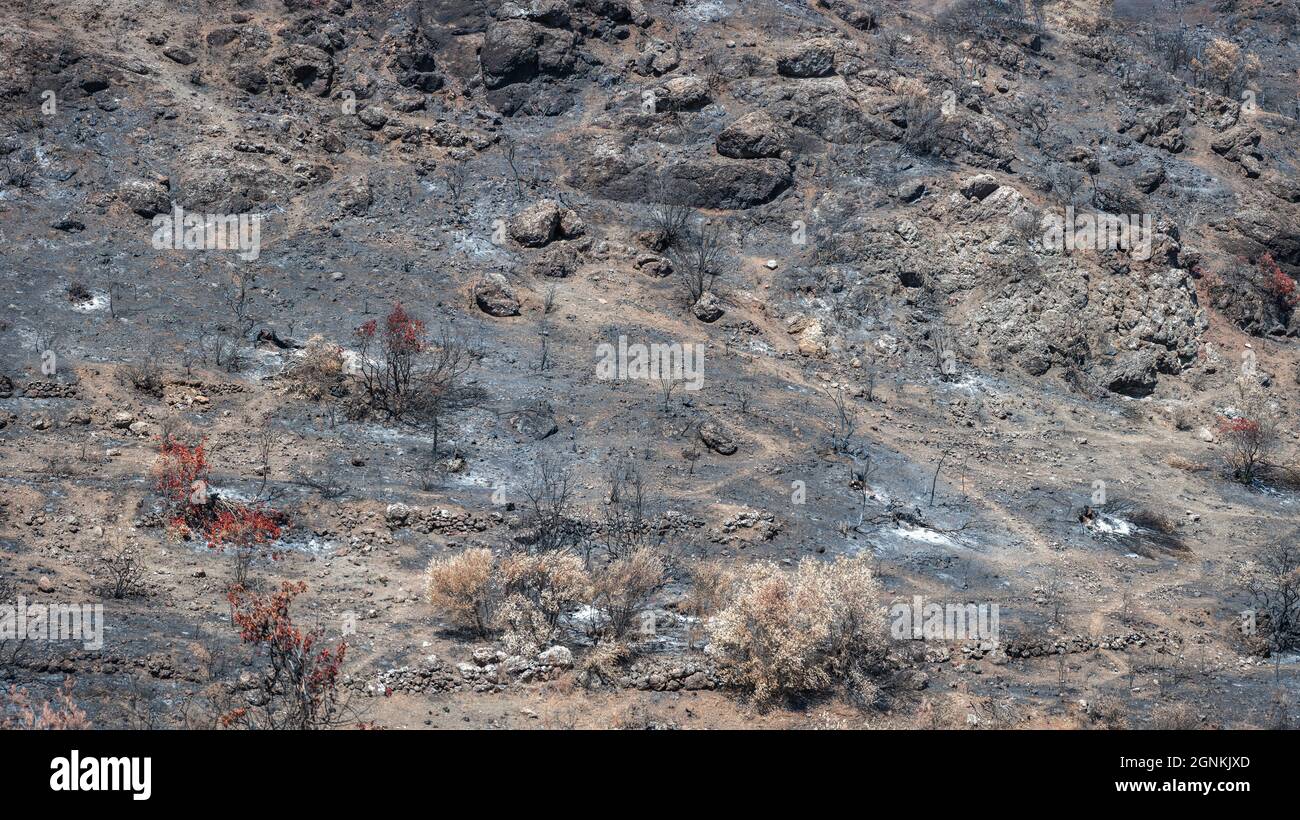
481 20 542 88
537 645 573 668
896 179 926 202
229 64 267 94
508 199 585 248
163 47 196 65
1105 350 1159 398
776 39 837 78
698 419 737 455
655 76 710 111
117 180 170 217
357 106 389 130
960 174 1000 201
474 273 522 317
1133 162 1165 194
716 111 791 159
692 291 724 322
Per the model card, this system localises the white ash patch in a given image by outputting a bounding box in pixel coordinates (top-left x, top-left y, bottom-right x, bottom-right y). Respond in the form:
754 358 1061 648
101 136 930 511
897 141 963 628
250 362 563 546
891 523 958 548
1086 513 1133 536
69 292 109 313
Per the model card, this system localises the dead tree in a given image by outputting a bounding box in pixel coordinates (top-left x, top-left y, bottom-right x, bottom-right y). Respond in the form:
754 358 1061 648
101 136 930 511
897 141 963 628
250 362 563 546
669 218 727 305
824 386 856 454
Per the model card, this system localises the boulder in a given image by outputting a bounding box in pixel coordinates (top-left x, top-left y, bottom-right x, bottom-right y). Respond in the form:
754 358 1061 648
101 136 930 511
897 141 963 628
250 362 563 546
1133 162 1165 194
391 48 444 92
527 245 579 278
1105 350 1159 398
229 64 267 94
959 173 1000 201
508 401 558 440
537 645 573 668
716 111 791 159
508 199 584 247
474 273 521 316
337 176 373 216
635 39 680 76
654 75 710 111
692 291 724 322
896 179 926 202
480 20 578 90
634 254 672 277
697 419 737 454
357 106 389 130
777 39 837 77
281 44 333 96
117 179 170 217
163 46 196 65
1210 125 1261 161
659 157 791 210
481 20 541 88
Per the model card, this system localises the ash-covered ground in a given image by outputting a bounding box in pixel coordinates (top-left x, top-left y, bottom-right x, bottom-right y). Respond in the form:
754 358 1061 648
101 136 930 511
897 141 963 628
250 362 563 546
1 0 1299 729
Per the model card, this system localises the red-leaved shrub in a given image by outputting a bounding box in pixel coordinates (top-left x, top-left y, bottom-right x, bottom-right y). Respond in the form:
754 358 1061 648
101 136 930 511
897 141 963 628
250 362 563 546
155 435 288 585
223 581 348 729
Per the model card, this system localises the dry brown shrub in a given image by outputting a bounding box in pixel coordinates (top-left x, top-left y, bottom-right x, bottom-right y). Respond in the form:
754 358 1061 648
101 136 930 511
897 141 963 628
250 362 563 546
709 554 887 707
287 334 344 400
497 551 589 654
1149 701 1201 730
425 548 497 636
590 548 665 639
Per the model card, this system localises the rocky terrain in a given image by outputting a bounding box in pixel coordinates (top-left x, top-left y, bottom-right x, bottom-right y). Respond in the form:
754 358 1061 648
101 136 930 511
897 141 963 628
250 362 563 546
1 0 1299 730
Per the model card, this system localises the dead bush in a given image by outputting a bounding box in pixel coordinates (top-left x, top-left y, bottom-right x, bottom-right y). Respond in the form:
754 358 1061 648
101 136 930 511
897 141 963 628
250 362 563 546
576 640 631 688
96 536 147 599
1241 535 1300 655
497 551 589 655
1089 695 1131 729
426 548 499 637
519 455 587 555
682 558 732 649
1148 701 1201 730
668 218 727 306
901 92 946 156
645 176 693 250
66 281 92 303
286 334 344 400
601 461 658 561
709 554 887 707
426 547 606 652
120 357 165 398
590 548 666 639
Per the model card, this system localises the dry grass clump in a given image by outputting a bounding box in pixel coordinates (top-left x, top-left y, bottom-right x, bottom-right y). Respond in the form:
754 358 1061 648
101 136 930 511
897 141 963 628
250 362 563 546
1148 701 1201 730
1166 454 1209 472
708 554 887 707
0 678 91 729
